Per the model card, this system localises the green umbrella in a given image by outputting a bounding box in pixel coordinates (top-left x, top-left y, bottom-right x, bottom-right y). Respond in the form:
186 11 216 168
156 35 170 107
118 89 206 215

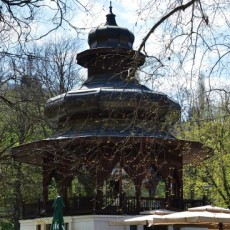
50 196 65 230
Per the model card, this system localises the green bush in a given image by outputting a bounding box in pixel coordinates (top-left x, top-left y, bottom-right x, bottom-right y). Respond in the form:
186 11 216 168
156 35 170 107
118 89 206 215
0 219 13 230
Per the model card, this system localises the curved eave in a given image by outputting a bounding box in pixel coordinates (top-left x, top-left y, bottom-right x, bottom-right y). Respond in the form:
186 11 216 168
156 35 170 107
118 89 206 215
44 87 181 125
11 135 213 166
77 48 145 68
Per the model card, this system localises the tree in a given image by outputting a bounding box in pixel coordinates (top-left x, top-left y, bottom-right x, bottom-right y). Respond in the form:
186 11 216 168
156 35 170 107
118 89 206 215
180 86 230 207
32 36 82 96
0 37 81 229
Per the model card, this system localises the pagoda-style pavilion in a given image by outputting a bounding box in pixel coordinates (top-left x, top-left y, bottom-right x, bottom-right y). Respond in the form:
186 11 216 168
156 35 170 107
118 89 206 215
12 5 212 219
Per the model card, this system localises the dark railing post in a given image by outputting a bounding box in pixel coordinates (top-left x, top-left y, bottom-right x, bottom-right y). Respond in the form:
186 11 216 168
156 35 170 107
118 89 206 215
22 201 25 219
135 185 141 213
179 197 183 210
202 195 207 205
95 190 103 213
37 198 41 216
119 193 126 214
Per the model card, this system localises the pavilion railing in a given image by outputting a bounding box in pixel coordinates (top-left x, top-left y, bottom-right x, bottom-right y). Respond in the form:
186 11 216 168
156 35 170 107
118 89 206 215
22 196 207 219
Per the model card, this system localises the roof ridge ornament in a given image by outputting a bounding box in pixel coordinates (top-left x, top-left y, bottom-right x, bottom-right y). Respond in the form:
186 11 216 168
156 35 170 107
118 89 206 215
105 1 117 26
109 1 113 14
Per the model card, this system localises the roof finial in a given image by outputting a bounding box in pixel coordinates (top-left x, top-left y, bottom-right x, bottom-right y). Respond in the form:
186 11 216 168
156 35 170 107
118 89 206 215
105 1 117 26
109 1 113 14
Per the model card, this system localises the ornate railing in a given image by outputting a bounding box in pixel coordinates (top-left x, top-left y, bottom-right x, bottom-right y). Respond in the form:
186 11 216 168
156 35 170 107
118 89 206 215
22 196 207 219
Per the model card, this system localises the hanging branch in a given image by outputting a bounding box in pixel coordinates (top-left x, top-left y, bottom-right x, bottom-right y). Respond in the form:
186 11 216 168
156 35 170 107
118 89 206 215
128 0 199 81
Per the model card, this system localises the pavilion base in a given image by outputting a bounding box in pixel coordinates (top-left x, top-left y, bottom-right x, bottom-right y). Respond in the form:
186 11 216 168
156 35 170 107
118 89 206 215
19 215 210 230
19 215 141 230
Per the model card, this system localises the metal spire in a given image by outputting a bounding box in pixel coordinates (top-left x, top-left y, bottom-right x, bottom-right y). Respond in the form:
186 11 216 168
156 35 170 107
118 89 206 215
109 1 113 14
105 1 117 26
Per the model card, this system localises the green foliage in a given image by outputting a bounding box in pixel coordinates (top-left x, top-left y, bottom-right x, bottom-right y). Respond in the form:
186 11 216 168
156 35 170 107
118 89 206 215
155 180 166 198
0 219 13 230
69 177 88 197
0 64 50 228
48 178 59 200
180 97 230 207
123 178 136 197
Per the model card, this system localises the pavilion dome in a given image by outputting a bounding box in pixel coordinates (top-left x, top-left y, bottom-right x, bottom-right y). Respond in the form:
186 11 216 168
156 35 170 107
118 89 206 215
44 4 181 135
88 6 134 49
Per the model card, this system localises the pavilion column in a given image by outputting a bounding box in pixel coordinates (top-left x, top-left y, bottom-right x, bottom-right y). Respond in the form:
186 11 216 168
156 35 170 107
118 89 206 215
96 184 104 212
57 161 74 204
135 165 146 213
125 147 148 214
158 162 170 208
59 176 73 203
166 167 175 209
177 163 183 199
134 180 142 213
166 165 182 209
175 164 183 209
96 169 108 212
42 176 49 203
42 160 53 203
